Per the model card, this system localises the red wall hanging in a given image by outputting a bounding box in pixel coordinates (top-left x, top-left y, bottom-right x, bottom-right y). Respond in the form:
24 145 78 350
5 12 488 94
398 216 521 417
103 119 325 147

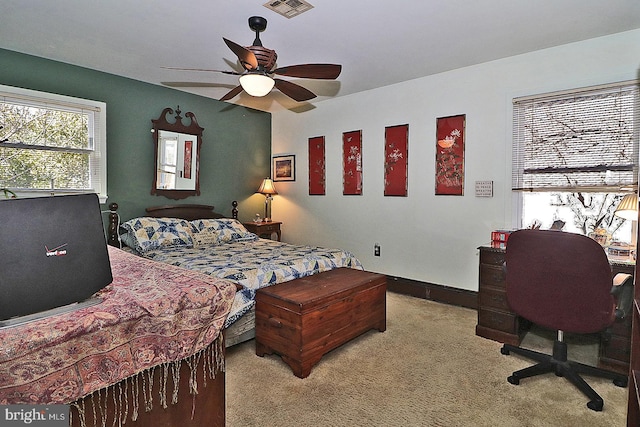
384 124 408 196
343 130 363 195
308 136 325 195
435 114 465 195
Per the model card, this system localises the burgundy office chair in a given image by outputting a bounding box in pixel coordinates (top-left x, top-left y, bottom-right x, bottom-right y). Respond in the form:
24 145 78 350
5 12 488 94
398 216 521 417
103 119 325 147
500 229 633 411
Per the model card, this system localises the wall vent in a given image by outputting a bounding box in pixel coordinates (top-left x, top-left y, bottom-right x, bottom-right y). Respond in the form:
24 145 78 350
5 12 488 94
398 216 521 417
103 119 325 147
263 0 314 19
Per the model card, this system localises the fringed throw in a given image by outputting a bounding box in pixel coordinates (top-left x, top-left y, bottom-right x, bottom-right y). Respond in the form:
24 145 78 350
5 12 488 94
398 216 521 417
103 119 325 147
70 334 225 427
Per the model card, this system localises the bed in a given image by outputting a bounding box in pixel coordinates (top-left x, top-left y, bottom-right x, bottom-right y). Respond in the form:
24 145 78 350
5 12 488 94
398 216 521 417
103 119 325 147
0 245 236 427
107 202 364 347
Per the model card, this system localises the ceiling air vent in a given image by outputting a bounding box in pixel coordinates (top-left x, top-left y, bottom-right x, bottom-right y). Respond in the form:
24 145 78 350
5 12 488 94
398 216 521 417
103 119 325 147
263 0 314 19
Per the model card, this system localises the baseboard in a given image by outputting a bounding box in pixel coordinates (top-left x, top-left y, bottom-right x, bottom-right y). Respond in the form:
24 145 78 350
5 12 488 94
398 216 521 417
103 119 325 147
386 275 478 310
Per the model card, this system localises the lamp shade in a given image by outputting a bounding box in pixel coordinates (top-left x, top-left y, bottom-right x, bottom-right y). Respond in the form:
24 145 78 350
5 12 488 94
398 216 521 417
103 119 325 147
239 74 275 97
257 178 278 195
614 193 638 221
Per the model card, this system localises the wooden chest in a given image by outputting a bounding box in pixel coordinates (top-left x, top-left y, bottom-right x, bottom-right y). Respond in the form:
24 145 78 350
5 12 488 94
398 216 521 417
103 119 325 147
255 268 386 378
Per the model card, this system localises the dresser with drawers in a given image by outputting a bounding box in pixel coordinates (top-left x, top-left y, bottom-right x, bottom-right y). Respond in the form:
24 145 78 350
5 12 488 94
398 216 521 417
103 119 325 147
476 246 529 346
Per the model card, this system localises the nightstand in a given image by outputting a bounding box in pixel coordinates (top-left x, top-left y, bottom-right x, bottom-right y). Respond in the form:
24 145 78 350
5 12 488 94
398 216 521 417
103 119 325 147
243 221 282 241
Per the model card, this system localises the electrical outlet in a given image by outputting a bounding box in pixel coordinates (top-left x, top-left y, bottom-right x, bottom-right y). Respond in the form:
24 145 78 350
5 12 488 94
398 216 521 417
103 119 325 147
374 243 380 256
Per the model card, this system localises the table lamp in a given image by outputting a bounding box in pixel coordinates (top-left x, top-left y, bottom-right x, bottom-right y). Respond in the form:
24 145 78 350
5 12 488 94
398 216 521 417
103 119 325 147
257 178 277 222
614 193 638 221
614 193 638 251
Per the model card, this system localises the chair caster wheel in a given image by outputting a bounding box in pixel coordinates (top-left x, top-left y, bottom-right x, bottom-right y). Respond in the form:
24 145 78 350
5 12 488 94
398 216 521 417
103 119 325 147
587 400 603 412
614 377 628 388
500 347 510 355
507 375 519 385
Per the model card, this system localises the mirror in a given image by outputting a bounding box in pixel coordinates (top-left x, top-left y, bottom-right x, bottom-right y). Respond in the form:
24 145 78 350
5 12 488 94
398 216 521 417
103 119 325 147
151 106 203 200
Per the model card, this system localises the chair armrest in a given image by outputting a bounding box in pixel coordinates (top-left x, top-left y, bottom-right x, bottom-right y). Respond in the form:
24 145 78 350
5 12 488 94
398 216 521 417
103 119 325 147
611 273 634 320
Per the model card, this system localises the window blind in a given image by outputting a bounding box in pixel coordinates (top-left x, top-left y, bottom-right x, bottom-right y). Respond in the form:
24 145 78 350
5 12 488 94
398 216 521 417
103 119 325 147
512 81 639 192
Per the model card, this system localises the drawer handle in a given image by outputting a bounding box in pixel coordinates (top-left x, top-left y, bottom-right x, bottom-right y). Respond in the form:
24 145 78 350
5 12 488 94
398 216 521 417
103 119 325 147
268 317 283 328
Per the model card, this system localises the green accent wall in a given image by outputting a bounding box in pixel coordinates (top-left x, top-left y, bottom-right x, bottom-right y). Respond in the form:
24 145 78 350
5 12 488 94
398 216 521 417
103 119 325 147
0 48 271 222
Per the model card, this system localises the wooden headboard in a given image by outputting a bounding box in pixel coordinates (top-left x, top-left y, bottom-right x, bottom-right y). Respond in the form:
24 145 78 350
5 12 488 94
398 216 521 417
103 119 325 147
107 201 238 247
146 204 228 220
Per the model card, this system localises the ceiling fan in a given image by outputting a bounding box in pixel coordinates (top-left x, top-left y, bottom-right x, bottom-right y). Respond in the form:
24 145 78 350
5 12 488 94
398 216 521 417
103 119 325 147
165 16 342 102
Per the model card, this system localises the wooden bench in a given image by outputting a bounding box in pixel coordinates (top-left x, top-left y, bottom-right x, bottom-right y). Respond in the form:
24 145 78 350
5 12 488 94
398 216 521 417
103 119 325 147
255 268 386 378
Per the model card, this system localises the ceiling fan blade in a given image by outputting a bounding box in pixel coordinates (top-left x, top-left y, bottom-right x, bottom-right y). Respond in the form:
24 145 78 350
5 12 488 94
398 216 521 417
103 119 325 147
162 81 237 89
220 85 244 101
161 66 242 76
223 38 259 70
274 79 316 102
272 64 342 80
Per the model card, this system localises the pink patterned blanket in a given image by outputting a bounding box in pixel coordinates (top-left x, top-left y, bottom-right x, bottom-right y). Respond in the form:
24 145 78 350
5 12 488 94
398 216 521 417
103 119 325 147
0 246 236 404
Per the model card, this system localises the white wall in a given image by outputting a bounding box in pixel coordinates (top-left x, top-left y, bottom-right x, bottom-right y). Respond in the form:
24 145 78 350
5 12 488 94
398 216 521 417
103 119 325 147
271 29 640 292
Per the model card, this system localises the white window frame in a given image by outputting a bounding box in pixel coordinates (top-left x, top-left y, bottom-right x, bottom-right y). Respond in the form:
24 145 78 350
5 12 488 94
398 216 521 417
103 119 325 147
0 84 107 203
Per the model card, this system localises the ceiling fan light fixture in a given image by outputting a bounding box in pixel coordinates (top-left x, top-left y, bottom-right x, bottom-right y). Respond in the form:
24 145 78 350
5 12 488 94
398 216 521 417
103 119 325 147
169 16 341 103
239 73 275 97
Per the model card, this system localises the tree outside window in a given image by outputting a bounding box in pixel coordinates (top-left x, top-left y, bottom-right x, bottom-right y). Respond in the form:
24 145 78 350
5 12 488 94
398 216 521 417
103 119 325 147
0 85 106 200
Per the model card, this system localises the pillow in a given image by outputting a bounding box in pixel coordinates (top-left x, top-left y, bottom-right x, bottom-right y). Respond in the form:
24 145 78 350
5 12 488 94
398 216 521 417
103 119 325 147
190 218 257 246
189 219 223 246
120 217 194 253
119 232 140 252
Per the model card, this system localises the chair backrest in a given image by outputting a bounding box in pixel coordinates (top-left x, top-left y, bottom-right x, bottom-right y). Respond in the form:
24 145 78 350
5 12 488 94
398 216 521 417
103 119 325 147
505 229 616 334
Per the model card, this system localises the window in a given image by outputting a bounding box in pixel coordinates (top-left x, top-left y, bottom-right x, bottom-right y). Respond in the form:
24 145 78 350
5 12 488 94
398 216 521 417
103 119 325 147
0 85 107 202
512 81 639 242
158 133 178 189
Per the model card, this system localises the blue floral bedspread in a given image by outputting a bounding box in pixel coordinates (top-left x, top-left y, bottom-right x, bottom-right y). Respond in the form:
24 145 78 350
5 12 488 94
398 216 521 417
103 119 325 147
141 239 363 327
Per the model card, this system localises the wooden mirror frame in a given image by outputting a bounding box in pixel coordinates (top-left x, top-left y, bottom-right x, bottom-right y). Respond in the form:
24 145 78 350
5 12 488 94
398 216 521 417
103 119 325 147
151 106 204 200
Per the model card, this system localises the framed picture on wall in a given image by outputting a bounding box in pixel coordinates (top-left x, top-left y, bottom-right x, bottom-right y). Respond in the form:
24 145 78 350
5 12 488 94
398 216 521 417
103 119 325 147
343 130 363 195
384 124 408 196
273 155 296 182
435 114 465 195
308 136 325 195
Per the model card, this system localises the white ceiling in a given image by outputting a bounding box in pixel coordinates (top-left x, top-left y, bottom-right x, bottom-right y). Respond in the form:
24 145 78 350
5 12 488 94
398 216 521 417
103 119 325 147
2 1 640 112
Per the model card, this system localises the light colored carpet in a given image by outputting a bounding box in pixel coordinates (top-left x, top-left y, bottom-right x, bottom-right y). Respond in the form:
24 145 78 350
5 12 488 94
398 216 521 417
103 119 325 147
225 292 627 426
